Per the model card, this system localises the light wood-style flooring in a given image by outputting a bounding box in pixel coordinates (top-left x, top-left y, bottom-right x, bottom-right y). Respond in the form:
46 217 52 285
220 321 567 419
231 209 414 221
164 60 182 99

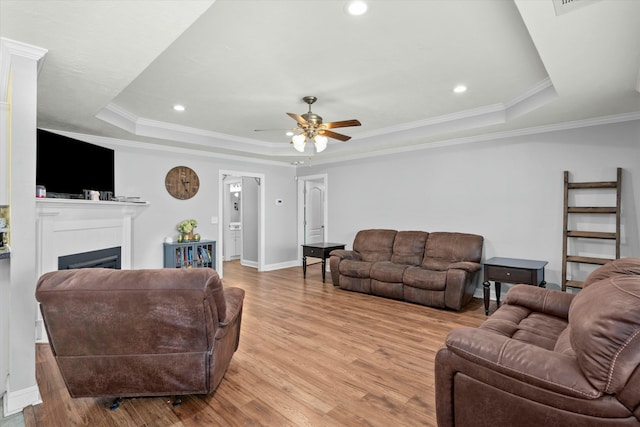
25 261 490 426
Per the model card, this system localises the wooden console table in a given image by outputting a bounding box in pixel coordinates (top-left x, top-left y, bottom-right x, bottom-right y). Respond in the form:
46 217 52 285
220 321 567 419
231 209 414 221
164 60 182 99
483 257 548 315
302 242 345 283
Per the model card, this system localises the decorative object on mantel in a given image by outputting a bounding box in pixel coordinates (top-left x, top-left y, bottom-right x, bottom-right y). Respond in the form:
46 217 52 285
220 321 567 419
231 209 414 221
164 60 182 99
82 189 114 201
177 219 198 242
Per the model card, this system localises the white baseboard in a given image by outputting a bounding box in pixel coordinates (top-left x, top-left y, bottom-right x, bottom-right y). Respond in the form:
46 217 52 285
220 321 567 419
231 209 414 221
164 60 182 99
240 259 258 269
261 260 299 271
3 384 41 416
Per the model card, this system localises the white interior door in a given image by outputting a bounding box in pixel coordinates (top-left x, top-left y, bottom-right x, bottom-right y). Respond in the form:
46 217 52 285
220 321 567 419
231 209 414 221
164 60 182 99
305 181 325 243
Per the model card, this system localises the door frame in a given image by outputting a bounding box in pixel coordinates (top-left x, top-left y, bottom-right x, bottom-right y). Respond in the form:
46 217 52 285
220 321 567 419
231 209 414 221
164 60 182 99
297 173 329 262
222 177 242 262
218 170 265 277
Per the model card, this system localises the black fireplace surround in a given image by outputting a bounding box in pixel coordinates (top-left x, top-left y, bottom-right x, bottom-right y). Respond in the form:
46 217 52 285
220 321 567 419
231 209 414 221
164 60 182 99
58 247 121 270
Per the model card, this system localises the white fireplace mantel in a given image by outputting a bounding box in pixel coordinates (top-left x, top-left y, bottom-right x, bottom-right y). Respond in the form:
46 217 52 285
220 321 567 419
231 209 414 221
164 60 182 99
35 198 149 277
35 198 149 342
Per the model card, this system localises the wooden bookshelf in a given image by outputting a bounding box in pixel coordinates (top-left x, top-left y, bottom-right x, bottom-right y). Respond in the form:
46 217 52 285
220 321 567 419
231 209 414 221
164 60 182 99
163 240 216 269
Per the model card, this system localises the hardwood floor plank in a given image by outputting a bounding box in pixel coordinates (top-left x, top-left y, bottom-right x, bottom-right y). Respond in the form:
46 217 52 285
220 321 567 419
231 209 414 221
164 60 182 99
28 261 488 426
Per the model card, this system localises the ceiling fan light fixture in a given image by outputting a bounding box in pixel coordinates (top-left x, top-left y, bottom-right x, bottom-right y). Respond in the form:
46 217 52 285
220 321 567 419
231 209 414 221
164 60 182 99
314 135 328 152
346 1 368 16
292 134 306 152
287 96 361 153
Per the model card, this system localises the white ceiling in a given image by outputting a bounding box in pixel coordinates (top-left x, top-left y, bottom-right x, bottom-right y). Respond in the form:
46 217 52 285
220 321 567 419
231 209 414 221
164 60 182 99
1 0 639 165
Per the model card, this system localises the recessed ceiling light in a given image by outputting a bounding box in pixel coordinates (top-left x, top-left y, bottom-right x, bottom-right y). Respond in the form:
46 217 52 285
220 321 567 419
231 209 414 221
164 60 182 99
173 104 185 112
453 85 467 94
286 131 294 136
346 1 368 16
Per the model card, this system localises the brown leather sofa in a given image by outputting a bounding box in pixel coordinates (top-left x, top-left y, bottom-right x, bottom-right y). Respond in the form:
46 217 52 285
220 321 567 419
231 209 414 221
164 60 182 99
329 229 484 310
435 258 640 427
35 267 244 398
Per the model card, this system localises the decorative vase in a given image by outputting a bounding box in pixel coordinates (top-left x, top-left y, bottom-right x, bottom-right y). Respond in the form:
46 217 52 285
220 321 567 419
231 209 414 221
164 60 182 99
194 233 201 242
184 231 194 242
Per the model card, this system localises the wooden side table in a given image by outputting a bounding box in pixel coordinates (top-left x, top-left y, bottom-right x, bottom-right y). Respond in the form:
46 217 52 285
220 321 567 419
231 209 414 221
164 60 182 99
302 242 345 283
483 257 548 315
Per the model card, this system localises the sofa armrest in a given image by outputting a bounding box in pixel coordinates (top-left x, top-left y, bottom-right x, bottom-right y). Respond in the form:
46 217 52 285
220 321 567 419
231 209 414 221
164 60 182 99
448 261 481 272
329 250 360 286
329 249 361 261
503 284 574 319
445 327 600 399
220 287 244 326
215 287 245 340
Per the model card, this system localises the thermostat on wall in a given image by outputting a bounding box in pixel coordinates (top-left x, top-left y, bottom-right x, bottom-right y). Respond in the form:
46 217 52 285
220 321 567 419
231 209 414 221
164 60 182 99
275 199 283 206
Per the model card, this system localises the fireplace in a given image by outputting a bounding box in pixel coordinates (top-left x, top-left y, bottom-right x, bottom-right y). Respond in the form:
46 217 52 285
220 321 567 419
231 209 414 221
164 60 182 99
58 246 121 270
35 198 148 342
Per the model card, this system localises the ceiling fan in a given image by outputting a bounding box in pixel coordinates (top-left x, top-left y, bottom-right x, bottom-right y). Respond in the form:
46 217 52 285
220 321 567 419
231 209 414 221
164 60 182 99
287 96 361 153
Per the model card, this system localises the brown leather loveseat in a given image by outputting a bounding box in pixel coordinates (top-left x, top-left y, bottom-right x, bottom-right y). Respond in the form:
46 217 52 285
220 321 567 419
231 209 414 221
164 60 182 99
435 258 640 426
35 267 244 399
329 229 484 310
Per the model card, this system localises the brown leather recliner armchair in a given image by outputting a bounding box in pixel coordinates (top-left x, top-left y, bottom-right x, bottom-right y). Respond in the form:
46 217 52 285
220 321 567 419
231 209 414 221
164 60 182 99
435 258 640 426
35 267 244 399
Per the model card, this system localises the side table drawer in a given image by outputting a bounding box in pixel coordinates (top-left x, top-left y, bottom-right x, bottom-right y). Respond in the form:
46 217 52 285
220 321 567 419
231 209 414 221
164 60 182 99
485 266 532 284
304 246 323 258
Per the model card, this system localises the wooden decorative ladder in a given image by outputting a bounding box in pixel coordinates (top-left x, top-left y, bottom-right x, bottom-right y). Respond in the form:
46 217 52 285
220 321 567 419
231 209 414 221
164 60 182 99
562 167 621 291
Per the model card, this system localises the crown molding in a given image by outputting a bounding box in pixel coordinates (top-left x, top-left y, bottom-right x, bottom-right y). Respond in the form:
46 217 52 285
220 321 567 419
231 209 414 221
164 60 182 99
89 79 640 167
50 109 640 169
308 111 640 167
96 79 557 160
0 38 48 103
96 103 294 157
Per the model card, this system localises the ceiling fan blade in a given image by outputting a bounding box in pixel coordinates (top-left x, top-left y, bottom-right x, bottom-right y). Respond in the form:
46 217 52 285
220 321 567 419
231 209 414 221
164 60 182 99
287 112 308 126
319 129 351 142
323 119 361 129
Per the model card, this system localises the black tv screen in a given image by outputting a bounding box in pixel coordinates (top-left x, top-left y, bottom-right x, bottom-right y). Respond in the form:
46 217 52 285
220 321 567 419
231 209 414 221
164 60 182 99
36 129 115 198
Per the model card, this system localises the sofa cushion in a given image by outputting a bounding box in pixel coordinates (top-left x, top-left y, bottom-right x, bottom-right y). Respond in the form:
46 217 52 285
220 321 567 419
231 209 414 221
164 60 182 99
569 274 640 394
403 266 447 291
421 232 483 270
479 303 568 351
390 231 429 265
370 261 408 283
339 259 374 279
353 229 397 262
371 279 403 300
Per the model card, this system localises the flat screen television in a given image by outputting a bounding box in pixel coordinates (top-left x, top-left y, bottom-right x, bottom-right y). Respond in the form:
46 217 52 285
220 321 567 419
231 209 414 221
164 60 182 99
36 129 115 199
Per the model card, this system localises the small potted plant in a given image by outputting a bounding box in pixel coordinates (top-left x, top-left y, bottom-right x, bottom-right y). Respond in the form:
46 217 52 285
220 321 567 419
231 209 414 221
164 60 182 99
177 219 198 241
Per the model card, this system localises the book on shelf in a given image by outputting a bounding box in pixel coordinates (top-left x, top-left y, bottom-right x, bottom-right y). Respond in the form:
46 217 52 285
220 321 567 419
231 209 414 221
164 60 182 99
197 246 212 263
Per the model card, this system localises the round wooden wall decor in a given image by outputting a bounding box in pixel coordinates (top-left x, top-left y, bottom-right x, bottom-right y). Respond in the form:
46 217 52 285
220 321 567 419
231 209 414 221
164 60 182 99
165 166 200 200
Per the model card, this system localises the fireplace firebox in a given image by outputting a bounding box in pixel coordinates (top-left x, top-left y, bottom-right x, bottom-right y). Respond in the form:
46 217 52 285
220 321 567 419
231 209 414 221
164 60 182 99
58 246 121 270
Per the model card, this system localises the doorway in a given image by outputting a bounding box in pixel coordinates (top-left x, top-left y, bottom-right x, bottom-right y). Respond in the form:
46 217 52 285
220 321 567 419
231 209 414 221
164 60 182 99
218 170 265 277
297 174 328 257
222 178 242 262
